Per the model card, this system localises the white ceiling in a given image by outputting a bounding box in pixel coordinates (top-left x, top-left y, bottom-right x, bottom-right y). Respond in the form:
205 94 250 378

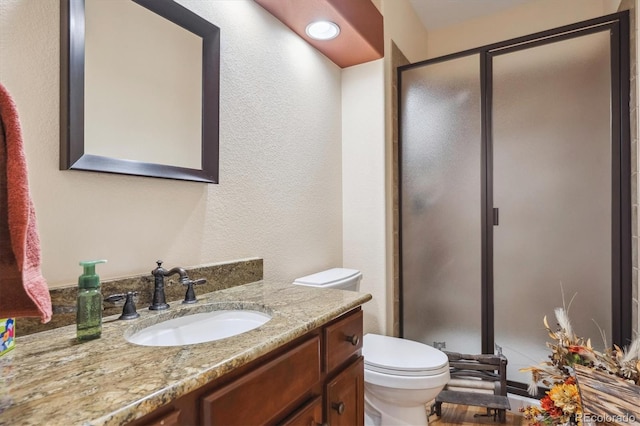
409 0 536 30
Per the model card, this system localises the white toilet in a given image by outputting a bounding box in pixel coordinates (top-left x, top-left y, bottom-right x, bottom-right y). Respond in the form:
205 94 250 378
293 268 450 426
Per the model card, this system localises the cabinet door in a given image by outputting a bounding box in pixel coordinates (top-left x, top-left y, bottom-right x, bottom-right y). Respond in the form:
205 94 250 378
280 396 323 426
325 357 364 426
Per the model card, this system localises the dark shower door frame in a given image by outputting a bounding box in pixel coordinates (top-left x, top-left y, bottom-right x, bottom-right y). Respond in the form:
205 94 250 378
398 11 631 388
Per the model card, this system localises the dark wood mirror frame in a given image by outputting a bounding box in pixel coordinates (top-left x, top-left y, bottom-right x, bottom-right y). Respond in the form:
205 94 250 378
60 0 220 183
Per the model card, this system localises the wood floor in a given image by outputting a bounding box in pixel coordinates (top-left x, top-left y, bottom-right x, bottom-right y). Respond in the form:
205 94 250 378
428 403 524 425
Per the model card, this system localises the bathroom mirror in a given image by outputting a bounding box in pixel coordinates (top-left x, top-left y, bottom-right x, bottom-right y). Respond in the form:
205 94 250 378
60 0 220 183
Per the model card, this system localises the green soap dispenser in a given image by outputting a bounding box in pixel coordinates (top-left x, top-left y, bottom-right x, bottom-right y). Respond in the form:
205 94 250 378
76 259 107 342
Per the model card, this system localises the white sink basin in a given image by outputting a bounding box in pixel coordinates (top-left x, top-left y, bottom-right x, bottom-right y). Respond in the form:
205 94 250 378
126 309 271 347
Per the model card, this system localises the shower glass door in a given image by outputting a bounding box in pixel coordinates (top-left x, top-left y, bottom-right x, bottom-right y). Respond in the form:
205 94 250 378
400 54 483 354
399 12 630 392
491 30 613 384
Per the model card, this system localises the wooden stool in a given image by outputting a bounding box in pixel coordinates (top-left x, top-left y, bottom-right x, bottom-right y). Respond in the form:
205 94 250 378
431 352 510 423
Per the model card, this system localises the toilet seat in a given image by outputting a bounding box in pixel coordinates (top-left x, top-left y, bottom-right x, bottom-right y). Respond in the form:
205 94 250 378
363 334 449 377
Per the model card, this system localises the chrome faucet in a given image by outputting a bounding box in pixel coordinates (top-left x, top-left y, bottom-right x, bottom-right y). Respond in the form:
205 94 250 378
150 260 206 310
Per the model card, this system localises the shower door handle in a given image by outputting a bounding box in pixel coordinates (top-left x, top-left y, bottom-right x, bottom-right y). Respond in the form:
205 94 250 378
493 208 499 226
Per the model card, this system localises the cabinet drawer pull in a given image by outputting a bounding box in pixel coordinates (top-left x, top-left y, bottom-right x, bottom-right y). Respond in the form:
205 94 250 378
345 334 359 346
332 401 345 415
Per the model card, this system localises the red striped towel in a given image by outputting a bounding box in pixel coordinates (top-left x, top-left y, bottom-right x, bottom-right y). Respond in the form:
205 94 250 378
0 82 52 323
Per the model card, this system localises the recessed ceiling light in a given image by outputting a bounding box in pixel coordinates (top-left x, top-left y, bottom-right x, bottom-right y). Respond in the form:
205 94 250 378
305 21 340 40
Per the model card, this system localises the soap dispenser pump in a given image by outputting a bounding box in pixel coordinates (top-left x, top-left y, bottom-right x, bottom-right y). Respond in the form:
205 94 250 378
76 259 107 342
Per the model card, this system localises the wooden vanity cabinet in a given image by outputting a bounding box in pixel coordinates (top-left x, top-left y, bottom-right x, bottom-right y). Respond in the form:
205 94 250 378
130 308 364 426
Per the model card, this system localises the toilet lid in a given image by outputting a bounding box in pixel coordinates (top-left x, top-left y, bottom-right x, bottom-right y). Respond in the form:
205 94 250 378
293 268 361 286
363 334 449 377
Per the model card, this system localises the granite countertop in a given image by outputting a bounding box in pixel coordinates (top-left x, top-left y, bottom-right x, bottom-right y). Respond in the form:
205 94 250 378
0 281 372 426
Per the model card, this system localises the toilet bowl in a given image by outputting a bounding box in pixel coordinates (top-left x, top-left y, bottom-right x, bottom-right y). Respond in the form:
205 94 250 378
293 268 450 426
363 333 450 425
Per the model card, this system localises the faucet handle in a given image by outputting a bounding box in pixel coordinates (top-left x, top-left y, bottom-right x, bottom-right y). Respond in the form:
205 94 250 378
119 292 140 320
152 260 165 275
105 291 140 320
104 293 126 303
182 278 206 304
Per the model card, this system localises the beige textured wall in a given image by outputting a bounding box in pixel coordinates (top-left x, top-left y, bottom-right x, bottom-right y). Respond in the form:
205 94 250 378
380 0 429 63
342 59 386 335
0 0 343 288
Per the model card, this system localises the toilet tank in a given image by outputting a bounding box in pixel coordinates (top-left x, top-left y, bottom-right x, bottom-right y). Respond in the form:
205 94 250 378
292 268 362 291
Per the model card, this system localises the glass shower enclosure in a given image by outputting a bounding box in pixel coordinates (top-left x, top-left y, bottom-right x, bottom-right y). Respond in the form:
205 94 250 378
399 12 631 390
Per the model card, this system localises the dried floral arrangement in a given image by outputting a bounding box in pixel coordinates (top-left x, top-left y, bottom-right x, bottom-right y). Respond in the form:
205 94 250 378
520 304 640 426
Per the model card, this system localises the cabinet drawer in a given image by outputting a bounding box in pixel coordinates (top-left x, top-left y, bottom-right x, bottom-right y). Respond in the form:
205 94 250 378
202 336 321 425
280 396 323 426
324 309 363 372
